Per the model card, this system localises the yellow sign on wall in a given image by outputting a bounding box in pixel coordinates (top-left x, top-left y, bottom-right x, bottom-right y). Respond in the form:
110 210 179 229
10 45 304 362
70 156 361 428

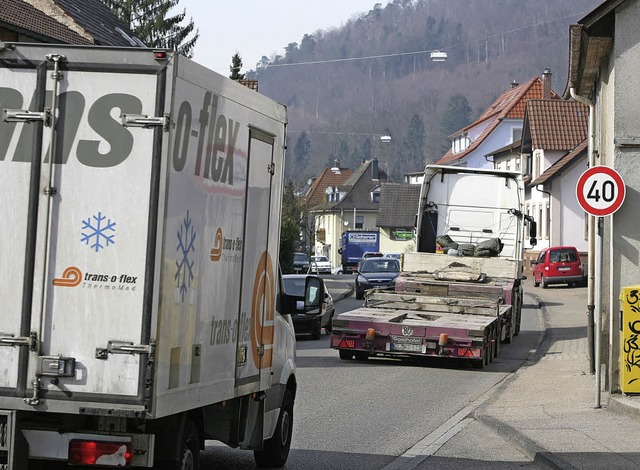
620 285 640 393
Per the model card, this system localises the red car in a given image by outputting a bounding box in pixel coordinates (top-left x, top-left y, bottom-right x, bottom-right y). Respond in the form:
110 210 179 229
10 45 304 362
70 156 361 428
532 246 584 288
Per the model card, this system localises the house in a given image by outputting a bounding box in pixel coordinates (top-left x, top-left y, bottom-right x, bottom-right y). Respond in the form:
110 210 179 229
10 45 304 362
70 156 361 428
0 0 139 46
564 0 640 395
519 99 589 264
437 69 559 168
311 159 386 269
375 183 421 255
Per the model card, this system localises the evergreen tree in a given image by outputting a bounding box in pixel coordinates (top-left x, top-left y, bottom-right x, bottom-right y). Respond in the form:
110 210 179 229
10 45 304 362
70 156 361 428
403 114 426 171
294 131 312 168
439 93 473 153
104 0 199 58
229 53 245 80
279 181 300 273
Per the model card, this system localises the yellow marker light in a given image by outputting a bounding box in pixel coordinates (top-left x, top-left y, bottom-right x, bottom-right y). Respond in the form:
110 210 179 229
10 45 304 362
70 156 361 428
438 333 448 346
365 328 376 342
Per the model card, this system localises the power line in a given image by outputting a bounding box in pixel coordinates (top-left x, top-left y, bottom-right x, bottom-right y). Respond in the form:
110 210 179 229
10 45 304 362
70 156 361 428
263 10 591 69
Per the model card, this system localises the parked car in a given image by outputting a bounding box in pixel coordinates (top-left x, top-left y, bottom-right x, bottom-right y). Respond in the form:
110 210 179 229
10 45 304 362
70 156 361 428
355 257 401 299
357 251 385 271
532 246 584 288
293 252 310 273
283 274 334 338
310 255 332 274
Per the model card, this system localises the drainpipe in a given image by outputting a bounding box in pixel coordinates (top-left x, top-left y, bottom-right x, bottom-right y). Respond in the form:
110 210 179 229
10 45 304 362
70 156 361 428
570 87 600 408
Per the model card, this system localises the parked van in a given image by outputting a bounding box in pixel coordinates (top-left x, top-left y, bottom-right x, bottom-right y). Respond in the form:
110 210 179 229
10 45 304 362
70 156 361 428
532 246 583 288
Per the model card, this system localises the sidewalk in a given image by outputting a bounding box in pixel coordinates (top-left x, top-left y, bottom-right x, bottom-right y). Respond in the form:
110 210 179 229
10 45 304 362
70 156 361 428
471 284 640 469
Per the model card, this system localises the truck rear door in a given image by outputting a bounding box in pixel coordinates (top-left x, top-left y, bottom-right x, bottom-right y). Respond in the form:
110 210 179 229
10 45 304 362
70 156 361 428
0 45 166 406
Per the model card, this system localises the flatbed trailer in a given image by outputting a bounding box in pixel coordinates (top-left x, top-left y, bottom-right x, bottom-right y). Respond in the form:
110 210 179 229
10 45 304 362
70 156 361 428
330 290 510 368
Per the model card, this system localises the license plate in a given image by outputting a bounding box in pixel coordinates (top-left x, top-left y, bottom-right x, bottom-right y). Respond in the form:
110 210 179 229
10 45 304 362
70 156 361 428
558 266 570 271
392 343 425 353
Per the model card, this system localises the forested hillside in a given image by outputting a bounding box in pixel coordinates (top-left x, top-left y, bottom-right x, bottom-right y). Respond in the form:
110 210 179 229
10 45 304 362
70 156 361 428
246 0 601 184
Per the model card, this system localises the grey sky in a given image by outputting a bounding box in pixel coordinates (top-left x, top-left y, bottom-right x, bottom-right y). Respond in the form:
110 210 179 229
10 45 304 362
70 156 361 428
180 1 386 74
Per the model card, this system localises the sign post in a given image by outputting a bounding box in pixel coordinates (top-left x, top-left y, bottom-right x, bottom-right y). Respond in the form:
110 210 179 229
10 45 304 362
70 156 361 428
575 165 625 409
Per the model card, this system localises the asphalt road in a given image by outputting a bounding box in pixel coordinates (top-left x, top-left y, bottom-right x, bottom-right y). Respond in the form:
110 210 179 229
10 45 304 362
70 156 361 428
201 278 542 469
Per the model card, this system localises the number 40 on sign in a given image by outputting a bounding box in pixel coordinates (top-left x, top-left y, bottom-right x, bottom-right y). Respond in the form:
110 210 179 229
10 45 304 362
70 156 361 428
576 166 626 216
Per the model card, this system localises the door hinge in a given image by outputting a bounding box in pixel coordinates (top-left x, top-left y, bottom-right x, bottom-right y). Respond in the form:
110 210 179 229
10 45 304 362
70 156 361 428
0 331 38 351
96 340 155 360
121 113 169 132
267 163 275 175
257 344 265 357
3 108 52 127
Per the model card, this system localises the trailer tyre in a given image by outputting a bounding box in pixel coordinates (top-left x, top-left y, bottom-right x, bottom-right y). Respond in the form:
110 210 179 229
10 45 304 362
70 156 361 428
339 349 353 360
254 389 294 468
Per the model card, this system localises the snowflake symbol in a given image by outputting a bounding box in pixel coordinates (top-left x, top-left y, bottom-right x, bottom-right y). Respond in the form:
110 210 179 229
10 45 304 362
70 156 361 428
175 210 196 302
81 212 116 253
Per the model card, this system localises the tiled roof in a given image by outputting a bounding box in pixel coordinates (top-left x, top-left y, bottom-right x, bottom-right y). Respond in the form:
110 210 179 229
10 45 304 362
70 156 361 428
0 0 138 46
376 183 421 228
437 77 560 165
524 99 588 150
530 139 588 186
54 0 138 46
303 167 353 208
1 0 91 44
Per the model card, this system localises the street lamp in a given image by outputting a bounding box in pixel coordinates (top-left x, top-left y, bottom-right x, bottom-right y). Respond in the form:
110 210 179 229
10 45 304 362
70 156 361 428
430 50 448 62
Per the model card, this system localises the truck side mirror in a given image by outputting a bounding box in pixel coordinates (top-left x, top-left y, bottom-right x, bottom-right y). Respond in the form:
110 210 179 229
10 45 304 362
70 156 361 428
530 237 537 247
304 276 324 315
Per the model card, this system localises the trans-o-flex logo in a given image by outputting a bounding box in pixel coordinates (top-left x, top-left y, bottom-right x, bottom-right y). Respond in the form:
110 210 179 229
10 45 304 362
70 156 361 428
209 227 243 263
53 266 138 292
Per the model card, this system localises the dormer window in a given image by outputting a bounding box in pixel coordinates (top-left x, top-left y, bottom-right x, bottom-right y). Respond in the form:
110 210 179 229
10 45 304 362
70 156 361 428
451 134 470 154
371 186 380 203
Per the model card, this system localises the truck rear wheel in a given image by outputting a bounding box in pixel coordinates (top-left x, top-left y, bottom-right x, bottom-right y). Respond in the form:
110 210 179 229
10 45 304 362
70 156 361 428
254 389 294 468
157 420 201 470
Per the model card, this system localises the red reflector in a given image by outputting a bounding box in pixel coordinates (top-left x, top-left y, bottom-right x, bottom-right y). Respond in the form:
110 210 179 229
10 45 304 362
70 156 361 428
69 440 132 466
154 51 167 59
339 339 355 348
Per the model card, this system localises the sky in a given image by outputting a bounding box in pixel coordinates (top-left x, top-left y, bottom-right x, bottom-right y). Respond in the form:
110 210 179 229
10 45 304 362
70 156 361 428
179 1 386 75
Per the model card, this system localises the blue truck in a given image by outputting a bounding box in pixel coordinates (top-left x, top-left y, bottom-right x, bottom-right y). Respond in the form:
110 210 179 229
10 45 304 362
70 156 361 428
339 230 380 274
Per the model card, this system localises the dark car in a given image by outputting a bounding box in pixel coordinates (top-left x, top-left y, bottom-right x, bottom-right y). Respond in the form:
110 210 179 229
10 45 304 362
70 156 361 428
283 274 334 339
292 252 310 274
355 257 400 300
532 246 584 288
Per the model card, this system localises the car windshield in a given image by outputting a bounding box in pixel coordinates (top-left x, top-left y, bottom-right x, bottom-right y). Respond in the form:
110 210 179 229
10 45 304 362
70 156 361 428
360 259 400 273
294 253 308 262
283 277 306 296
549 250 577 263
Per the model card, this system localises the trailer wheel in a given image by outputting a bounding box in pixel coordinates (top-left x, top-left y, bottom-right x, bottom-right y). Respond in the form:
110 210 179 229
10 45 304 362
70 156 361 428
254 389 294 468
339 349 353 360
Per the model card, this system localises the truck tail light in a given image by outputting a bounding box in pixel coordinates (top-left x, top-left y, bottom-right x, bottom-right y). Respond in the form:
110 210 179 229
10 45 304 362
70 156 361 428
69 440 132 466
365 328 376 342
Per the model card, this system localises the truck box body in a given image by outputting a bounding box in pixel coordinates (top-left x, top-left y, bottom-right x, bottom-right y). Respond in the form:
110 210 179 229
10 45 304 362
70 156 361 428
0 43 297 467
340 230 380 273
331 166 533 366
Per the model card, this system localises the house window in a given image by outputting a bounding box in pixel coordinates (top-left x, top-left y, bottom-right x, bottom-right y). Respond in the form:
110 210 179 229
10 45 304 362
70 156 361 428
355 215 364 229
372 189 380 203
538 205 543 239
545 202 550 240
506 160 511 171
515 157 521 172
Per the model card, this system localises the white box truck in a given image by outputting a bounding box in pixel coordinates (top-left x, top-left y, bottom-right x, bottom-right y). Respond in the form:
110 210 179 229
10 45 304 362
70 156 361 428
0 42 323 469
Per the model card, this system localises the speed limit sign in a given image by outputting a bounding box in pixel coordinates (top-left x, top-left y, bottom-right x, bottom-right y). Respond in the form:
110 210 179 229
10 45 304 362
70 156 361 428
576 166 626 216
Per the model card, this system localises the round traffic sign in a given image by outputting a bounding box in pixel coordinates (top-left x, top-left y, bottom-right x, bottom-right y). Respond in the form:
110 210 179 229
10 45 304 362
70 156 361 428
576 166 626 216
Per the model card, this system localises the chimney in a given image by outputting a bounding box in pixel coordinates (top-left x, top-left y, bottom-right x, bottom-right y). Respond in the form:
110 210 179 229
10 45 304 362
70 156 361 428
372 158 379 180
331 159 341 173
510 80 519 89
542 68 552 99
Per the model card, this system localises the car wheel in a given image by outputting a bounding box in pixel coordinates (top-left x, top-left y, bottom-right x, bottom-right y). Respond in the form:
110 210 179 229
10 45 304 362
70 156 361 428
542 276 548 289
355 289 363 300
533 277 539 287
254 389 294 468
325 313 333 334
